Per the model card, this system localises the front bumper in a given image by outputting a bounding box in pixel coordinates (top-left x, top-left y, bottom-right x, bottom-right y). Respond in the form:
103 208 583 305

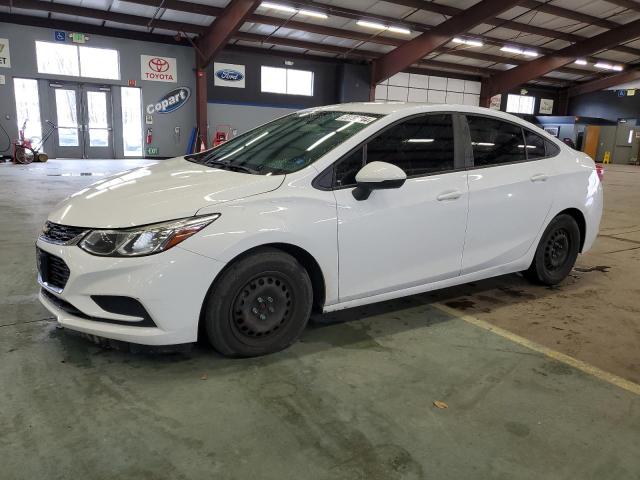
36 238 226 345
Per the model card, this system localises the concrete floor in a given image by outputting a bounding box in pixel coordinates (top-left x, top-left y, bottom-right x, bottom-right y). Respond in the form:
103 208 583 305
1 160 639 479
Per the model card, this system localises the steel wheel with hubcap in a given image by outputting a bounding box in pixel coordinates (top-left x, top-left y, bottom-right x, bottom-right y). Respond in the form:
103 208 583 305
204 248 313 357
524 214 581 286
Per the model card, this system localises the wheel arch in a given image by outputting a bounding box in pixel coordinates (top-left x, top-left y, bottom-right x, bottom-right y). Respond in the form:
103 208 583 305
198 242 327 336
556 207 586 252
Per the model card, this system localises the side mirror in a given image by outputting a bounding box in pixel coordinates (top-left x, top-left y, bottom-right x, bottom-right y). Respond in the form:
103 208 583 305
352 161 407 201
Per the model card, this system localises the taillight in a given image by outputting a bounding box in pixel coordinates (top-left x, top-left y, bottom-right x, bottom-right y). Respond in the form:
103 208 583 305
596 164 604 182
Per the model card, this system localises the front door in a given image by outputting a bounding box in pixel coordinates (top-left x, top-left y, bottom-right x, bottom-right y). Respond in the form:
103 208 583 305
334 113 469 302
51 83 114 158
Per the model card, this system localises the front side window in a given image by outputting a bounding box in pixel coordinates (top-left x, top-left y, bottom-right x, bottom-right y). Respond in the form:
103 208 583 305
467 116 525 167
187 111 382 175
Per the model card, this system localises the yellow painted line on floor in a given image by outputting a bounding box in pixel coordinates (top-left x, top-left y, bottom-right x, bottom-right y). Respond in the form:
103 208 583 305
433 303 640 397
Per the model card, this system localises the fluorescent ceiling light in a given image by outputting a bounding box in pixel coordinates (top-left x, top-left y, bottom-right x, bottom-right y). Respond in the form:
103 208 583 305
472 142 495 147
298 9 328 19
500 46 523 54
388 26 411 35
357 20 410 34
407 138 434 143
357 20 387 30
453 37 483 47
594 62 623 71
260 2 296 13
574 59 588 65
523 50 538 57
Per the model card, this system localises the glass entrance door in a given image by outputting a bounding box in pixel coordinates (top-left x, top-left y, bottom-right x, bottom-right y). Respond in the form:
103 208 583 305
51 83 114 158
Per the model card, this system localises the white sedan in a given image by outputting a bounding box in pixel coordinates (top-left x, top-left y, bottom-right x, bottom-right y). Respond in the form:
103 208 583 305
36 103 603 357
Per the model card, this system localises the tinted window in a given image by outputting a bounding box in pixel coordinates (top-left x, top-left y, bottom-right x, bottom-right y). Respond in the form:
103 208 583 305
467 116 525 166
366 114 455 177
524 129 546 160
335 147 364 187
546 141 560 157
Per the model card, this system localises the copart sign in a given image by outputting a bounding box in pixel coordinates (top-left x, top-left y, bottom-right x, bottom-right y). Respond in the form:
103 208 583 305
146 87 191 114
141 55 177 82
0 39 11 68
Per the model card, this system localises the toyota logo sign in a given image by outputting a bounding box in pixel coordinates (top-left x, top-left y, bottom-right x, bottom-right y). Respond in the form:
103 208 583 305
141 55 176 82
148 57 169 73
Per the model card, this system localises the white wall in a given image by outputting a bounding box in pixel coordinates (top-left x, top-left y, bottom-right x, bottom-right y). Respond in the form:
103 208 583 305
375 72 480 106
207 103 296 138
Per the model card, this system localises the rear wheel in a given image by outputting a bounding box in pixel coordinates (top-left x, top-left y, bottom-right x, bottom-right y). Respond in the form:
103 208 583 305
204 248 313 357
524 214 580 286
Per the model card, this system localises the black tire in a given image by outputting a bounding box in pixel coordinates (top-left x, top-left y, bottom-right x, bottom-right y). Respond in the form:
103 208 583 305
14 146 34 164
524 214 581 286
204 248 313 357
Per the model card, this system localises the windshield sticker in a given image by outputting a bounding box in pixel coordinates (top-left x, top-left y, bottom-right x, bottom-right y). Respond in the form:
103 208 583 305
336 114 377 124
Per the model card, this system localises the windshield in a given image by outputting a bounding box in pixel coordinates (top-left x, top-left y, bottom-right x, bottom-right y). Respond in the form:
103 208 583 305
186 111 383 175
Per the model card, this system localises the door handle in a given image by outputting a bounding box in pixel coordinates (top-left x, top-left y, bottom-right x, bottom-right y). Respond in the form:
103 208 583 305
530 173 548 182
437 190 462 201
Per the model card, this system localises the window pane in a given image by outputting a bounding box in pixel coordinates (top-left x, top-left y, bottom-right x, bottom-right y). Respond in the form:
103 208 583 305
79 46 120 80
506 94 535 114
13 78 42 143
87 92 108 128
261 66 287 94
89 129 109 147
467 116 525 166
36 41 79 77
335 147 364 187
55 89 79 147
366 114 455 177
187 111 382 175
121 87 143 157
287 69 313 96
524 130 546 160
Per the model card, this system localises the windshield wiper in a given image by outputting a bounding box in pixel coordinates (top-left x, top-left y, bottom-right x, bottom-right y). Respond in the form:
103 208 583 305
204 160 258 174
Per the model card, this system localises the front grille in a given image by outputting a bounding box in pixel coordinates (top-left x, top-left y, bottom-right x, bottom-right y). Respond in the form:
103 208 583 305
41 221 87 244
37 248 70 290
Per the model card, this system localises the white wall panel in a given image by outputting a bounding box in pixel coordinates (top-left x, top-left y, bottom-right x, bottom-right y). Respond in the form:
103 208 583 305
447 78 465 93
427 89 446 103
446 91 464 104
409 73 429 89
407 87 427 102
463 93 480 106
375 84 388 100
429 76 447 90
388 72 410 87
387 85 408 101
464 80 481 94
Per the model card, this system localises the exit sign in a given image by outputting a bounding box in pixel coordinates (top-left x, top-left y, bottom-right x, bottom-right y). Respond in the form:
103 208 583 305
146 147 159 156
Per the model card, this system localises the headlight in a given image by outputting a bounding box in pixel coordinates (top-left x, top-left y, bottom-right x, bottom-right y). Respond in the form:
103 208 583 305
78 214 220 257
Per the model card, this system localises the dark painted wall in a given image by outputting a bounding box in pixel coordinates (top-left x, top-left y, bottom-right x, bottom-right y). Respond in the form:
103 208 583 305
208 48 370 109
569 89 640 121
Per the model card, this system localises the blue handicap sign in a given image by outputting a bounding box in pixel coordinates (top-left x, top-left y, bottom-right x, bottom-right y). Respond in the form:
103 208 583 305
54 31 66 42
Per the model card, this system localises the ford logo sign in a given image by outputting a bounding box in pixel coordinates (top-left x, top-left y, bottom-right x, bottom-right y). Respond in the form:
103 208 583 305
215 69 244 82
146 87 191 115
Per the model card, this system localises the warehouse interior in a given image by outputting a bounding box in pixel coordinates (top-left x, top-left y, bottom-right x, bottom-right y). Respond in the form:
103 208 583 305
1 0 640 478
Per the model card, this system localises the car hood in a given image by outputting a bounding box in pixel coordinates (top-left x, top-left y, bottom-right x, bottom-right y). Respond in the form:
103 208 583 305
47 157 285 228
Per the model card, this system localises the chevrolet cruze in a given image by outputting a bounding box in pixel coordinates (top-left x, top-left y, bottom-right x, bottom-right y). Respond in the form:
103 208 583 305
37 103 603 357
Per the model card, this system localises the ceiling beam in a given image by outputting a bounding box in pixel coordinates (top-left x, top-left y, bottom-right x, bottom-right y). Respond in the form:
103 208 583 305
518 0 618 30
387 0 640 57
195 0 260 68
0 0 204 34
371 0 522 84
568 68 640 96
481 18 640 101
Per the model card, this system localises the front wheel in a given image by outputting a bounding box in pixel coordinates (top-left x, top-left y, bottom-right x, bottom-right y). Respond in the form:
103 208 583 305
204 248 313 357
524 214 581 286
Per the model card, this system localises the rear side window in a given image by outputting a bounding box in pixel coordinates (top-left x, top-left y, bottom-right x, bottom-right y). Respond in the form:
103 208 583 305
366 113 455 177
546 141 560 157
467 115 525 166
524 129 546 160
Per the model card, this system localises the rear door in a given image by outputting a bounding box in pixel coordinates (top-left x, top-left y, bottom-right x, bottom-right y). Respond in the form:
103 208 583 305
461 114 557 274
333 113 469 302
